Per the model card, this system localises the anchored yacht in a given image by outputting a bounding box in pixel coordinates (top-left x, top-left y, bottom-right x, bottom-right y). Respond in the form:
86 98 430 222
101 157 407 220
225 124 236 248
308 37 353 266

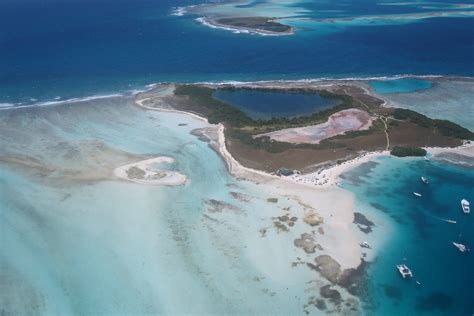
453 242 469 253
421 176 429 184
461 199 470 214
413 192 422 197
396 264 413 278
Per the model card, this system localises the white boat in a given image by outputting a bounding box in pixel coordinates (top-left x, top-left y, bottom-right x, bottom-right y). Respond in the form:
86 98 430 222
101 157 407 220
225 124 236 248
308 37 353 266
413 192 422 197
421 176 429 184
452 242 469 253
444 219 457 224
461 199 470 214
360 241 371 249
396 264 413 278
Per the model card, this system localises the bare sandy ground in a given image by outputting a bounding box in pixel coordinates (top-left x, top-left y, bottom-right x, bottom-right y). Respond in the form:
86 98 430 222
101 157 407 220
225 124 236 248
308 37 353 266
258 108 374 144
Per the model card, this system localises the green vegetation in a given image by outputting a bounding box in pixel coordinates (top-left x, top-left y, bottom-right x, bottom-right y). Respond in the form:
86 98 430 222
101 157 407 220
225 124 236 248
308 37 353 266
392 109 474 140
390 146 427 157
174 85 469 155
215 17 292 33
175 85 354 131
175 84 379 153
174 85 254 127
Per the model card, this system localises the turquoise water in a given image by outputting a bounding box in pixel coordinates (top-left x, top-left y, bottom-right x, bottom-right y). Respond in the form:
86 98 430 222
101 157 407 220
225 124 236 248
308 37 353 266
212 89 340 120
370 78 433 94
342 156 474 315
0 97 322 314
375 78 474 131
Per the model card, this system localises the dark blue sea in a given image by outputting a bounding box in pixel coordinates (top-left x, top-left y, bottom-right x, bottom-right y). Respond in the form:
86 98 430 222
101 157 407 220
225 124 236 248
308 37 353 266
1 0 474 105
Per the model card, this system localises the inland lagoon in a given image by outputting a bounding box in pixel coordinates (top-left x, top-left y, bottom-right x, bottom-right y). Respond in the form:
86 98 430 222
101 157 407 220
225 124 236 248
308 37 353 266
212 89 341 120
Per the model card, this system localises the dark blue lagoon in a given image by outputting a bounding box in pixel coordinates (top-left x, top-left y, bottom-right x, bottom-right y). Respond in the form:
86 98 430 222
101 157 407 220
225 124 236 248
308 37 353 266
212 89 341 120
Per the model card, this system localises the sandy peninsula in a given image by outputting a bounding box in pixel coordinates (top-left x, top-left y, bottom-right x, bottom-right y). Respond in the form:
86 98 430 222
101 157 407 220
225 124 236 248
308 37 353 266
114 156 187 186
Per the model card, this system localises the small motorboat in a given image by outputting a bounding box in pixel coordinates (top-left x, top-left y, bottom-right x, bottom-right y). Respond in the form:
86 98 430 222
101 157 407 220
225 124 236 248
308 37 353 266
452 242 469 253
461 199 470 214
396 264 413 278
421 176 429 184
413 192 422 197
360 241 371 249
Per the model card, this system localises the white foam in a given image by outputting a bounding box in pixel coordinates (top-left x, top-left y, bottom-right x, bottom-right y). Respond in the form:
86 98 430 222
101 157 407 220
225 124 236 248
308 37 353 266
196 17 291 37
195 74 451 86
170 6 186 16
0 93 124 111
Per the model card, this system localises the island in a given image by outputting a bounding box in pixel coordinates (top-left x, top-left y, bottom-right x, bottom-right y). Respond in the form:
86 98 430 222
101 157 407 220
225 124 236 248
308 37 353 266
202 17 294 35
136 81 473 176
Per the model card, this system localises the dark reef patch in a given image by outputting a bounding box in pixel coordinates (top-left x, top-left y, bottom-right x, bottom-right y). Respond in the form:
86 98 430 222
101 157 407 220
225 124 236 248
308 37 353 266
382 284 403 301
353 212 375 234
416 292 453 312
320 284 342 304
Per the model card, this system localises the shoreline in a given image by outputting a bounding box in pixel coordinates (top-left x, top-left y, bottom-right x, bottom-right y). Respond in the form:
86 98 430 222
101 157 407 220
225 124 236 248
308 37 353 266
134 96 364 269
134 93 473 269
3 75 473 111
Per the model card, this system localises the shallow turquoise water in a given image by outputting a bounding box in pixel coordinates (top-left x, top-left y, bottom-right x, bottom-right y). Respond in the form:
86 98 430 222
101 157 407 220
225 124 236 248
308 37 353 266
342 156 474 315
0 97 321 315
369 78 433 94
375 78 474 131
212 89 340 119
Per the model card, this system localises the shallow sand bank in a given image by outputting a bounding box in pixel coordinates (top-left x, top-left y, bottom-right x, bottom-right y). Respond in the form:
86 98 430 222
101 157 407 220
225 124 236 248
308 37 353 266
114 156 187 186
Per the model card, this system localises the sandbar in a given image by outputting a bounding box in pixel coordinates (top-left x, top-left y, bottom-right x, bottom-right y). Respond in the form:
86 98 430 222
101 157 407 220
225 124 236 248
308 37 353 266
114 156 187 186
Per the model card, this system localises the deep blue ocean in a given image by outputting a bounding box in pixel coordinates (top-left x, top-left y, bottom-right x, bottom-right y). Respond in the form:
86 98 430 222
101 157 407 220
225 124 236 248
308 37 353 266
1 0 474 105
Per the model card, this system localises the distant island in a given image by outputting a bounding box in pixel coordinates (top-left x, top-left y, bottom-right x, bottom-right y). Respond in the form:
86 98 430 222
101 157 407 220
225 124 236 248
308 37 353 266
200 17 294 35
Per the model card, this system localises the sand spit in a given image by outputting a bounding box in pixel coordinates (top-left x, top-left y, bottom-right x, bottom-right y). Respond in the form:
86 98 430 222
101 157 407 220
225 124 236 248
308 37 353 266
114 156 187 186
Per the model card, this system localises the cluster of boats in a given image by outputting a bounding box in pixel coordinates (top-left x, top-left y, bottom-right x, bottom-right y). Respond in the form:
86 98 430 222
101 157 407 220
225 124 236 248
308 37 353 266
414 176 470 214
398 176 471 280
